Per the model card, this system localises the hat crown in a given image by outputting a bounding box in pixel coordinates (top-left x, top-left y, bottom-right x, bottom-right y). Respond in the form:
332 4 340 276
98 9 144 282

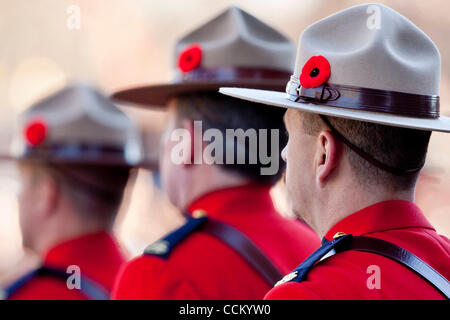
112 6 295 107
294 3 441 95
12 84 142 165
174 6 294 73
219 3 450 133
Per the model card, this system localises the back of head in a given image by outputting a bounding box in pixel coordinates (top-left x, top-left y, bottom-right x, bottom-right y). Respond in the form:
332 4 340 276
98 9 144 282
12 83 143 219
172 92 287 185
300 111 431 192
25 161 132 222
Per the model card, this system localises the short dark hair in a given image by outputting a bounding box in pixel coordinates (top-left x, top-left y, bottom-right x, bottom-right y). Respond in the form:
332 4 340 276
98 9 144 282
300 111 431 190
172 92 287 185
28 162 132 221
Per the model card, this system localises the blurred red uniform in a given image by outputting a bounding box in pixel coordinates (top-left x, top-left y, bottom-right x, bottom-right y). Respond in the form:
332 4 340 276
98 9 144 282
3 232 125 300
113 184 320 299
265 201 450 300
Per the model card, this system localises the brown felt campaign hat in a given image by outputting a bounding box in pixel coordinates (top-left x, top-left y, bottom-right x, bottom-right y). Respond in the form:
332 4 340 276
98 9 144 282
1 84 151 168
111 6 295 107
221 3 450 133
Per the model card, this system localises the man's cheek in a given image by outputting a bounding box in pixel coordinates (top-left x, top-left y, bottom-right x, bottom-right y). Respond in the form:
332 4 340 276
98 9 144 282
283 145 295 185
18 194 31 232
287 142 300 171
17 184 29 213
160 151 172 190
160 136 174 168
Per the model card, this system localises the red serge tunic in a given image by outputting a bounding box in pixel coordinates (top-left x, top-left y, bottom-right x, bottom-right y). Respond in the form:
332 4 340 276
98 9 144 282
4 232 125 300
265 200 450 300
112 184 320 299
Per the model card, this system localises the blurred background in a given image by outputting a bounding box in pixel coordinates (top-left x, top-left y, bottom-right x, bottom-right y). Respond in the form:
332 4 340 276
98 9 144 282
0 0 449 285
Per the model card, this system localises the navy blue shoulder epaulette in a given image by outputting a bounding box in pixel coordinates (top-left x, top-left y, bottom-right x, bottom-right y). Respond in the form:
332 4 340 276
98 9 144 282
143 216 208 259
275 234 450 299
274 234 352 286
143 214 284 287
1 265 110 300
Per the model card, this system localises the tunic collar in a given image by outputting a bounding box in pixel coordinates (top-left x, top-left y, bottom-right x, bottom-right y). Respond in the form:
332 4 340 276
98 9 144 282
324 200 435 242
43 231 122 269
187 183 274 219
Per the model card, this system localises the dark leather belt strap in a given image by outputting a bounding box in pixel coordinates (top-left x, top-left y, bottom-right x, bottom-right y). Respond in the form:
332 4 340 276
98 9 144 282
3 266 110 300
38 266 110 300
203 218 284 287
333 235 450 299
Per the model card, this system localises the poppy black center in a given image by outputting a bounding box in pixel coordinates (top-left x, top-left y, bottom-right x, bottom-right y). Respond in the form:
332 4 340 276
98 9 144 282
309 68 320 77
186 55 192 61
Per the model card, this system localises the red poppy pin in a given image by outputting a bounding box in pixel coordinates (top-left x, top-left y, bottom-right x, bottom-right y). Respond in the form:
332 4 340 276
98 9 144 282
24 118 47 146
178 44 202 73
299 56 331 88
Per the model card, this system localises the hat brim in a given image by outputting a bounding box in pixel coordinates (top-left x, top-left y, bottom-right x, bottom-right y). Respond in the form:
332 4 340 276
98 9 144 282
112 80 289 107
220 87 450 133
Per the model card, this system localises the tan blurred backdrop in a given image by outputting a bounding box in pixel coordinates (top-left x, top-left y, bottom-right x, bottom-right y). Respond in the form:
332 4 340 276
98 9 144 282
0 0 449 284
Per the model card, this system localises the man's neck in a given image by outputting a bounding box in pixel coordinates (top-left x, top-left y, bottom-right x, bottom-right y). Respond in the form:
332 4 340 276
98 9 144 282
34 213 111 257
179 167 252 211
313 185 415 238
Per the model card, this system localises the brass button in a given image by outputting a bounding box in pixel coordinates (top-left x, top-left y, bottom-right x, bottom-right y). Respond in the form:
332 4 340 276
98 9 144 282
333 232 347 239
192 209 208 219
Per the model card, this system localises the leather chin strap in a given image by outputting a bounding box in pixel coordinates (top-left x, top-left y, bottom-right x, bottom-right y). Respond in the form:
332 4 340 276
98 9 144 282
319 114 425 176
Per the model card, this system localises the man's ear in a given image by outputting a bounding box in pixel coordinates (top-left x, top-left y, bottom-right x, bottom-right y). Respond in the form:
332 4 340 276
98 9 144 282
315 130 341 187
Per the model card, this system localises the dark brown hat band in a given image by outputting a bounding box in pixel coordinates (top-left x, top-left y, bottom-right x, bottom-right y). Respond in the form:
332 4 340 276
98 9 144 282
284 77 430 175
176 67 290 83
286 77 440 119
21 143 133 167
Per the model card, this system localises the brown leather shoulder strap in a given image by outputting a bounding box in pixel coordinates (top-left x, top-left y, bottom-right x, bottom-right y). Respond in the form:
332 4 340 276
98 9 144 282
335 235 450 299
202 218 284 287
